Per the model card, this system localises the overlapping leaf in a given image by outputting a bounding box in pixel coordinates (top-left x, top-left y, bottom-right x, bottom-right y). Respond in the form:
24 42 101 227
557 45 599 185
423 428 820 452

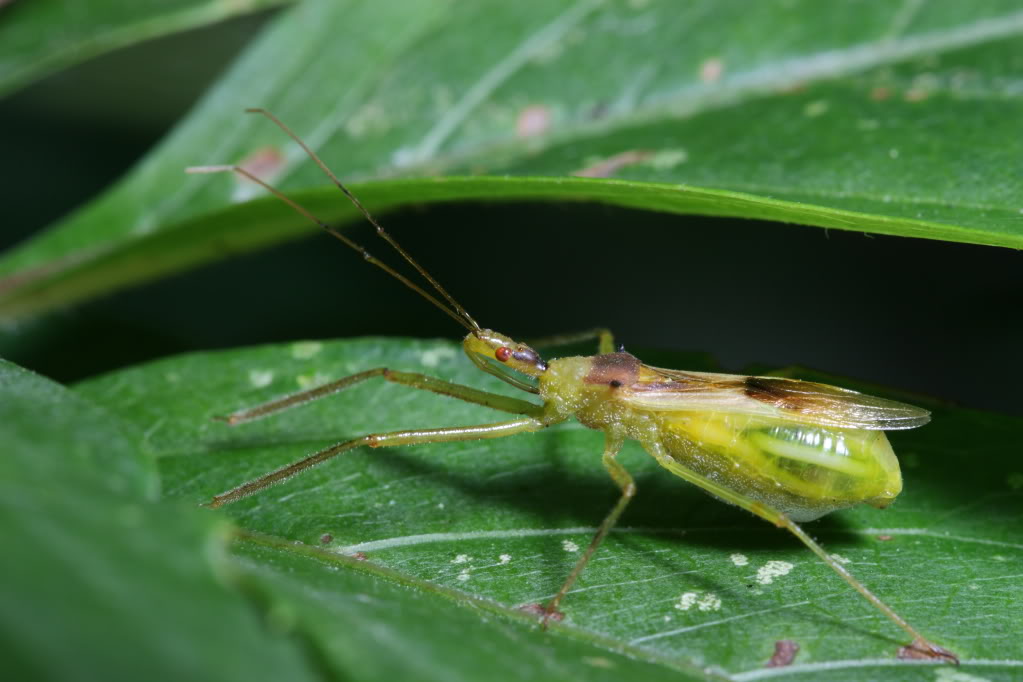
0 0 288 96
3 0 1023 320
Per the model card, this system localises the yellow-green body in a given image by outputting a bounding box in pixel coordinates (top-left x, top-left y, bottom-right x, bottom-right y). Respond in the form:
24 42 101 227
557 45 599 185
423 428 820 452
540 354 903 522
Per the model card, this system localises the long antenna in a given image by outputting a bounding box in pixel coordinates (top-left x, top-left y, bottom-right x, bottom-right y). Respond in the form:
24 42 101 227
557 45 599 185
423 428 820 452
185 163 475 333
186 109 483 334
245 107 480 332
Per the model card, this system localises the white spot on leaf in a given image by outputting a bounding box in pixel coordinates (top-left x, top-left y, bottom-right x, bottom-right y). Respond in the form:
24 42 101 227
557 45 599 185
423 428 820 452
829 553 851 565
248 369 274 388
645 148 688 170
421 346 457 368
457 568 471 582
345 102 390 138
675 592 698 611
296 372 329 389
803 99 829 117
581 656 614 669
697 593 721 611
562 540 580 553
935 667 992 682
499 554 512 565
675 591 721 612
452 554 471 564
730 553 749 567
757 560 794 585
291 341 322 359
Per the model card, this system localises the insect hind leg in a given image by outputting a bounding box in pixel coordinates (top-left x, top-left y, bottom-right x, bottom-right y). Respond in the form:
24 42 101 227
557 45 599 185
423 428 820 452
646 443 957 663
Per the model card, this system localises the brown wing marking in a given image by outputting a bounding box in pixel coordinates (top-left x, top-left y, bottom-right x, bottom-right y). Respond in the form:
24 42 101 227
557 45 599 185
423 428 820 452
621 366 930 430
742 376 834 413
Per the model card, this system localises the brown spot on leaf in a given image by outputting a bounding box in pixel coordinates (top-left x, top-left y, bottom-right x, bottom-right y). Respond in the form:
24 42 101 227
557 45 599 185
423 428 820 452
572 150 653 178
518 603 564 623
765 639 800 668
518 603 547 616
516 105 552 138
871 86 892 101
699 57 724 83
239 145 284 179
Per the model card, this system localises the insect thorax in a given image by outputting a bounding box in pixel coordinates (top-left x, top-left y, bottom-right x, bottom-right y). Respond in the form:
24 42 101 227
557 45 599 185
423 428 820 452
539 353 649 435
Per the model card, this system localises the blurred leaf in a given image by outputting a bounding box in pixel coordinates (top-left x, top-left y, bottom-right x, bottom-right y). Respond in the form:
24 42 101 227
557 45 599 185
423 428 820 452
0 0 288 97
0 357 155 497
0 359 319 682
3 0 1023 320
75 338 1023 680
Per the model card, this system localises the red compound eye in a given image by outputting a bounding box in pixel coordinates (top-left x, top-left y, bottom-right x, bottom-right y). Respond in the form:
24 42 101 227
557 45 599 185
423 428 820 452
495 347 512 362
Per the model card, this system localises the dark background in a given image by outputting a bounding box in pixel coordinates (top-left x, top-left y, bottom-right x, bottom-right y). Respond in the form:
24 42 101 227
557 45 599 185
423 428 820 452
2 9 1020 415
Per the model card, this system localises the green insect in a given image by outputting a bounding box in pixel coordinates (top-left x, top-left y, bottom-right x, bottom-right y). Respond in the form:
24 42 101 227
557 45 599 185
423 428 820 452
188 109 957 664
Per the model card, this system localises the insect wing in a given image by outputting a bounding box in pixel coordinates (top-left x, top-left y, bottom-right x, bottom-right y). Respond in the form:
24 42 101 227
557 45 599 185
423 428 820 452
621 367 930 430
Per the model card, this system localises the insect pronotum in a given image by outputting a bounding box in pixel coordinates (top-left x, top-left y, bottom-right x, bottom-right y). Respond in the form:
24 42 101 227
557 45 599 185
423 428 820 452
187 108 957 663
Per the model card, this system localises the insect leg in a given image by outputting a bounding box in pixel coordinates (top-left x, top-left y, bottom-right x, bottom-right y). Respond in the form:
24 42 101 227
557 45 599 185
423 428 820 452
540 434 632 625
208 417 546 508
525 328 616 354
647 447 958 663
218 367 542 425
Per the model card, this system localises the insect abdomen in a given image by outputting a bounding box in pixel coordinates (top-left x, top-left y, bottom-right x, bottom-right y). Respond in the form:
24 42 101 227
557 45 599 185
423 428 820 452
658 413 903 521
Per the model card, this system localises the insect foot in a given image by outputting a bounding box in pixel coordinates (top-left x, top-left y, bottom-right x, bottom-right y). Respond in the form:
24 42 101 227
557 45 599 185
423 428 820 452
518 602 565 628
898 638 959 664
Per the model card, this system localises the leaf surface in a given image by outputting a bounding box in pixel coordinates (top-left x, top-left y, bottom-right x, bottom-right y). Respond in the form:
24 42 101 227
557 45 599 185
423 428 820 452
75 338 1023 681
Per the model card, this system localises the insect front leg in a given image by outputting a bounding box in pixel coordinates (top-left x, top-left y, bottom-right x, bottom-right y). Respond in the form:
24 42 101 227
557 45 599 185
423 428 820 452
208 417 546 508
217 366 542 425
536 434 633 626
525 328 616 355
646 445 958 663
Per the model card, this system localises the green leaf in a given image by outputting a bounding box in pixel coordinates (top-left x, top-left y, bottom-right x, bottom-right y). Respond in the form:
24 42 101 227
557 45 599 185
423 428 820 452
4 0 1023 320
0 359 319 682
230 536 720 681
0 357 156 498
0 0 288 97
75 338 1023 680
